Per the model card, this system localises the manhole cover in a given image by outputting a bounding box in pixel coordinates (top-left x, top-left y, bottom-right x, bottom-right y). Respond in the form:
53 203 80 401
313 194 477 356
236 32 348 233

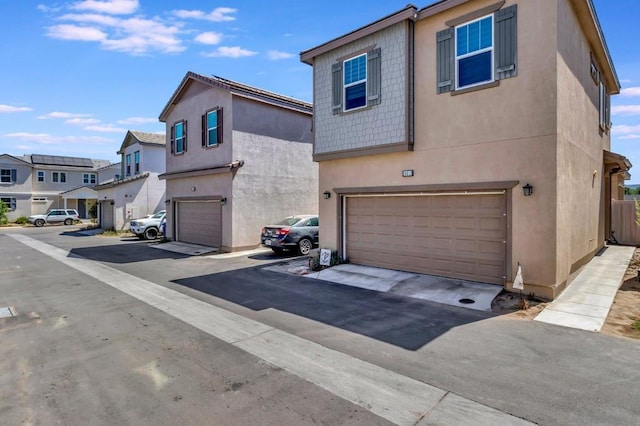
458 298 475 304
0 307 15 318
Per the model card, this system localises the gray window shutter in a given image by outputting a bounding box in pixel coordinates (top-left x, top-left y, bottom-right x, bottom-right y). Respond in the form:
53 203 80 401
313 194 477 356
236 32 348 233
11 169 16 183
367 48 381 106
436 28 454 93
495 4 518 80
332 62 343 114
183 120 188 152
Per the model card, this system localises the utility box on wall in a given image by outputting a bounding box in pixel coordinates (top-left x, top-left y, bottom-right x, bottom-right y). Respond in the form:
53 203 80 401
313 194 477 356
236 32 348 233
126 204 139 220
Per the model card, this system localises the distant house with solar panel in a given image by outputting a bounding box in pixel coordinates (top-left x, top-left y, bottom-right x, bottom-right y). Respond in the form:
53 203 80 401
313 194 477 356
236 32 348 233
94 130 166 231
0 153 120 221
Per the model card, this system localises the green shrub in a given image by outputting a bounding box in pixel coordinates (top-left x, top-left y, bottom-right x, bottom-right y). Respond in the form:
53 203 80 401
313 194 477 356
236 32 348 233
309 249 348 271
15 216 28 224
0 201 8 225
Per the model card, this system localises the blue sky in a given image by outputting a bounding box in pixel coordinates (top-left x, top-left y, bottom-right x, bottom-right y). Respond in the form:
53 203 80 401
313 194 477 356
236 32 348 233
1 1 638 181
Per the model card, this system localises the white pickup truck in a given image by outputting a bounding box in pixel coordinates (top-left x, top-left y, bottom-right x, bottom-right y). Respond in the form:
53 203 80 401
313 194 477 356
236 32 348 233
129 210 165 240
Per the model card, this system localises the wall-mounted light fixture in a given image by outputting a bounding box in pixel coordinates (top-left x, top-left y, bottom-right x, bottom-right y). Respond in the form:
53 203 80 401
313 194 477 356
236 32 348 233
220 197 227 205
402 169 414 177
191 186 196 192
323 191 331 199
522 183 533 196
164 199 171 205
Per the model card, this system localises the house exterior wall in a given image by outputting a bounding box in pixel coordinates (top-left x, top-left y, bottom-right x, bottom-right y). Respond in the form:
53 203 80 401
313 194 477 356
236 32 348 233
555 0 609 285
313 22 409 155
121 143 166 178
98 164 121 183
0 157 33 221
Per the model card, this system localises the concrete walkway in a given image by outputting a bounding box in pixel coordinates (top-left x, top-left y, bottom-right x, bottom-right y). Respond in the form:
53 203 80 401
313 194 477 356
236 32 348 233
534 245 635 332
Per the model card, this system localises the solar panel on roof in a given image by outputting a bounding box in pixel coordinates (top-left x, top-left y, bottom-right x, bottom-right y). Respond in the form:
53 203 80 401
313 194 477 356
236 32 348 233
30 154 94 168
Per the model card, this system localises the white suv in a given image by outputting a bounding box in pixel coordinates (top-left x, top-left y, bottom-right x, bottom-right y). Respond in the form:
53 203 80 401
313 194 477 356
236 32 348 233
129 210 165 240
28 209 80 227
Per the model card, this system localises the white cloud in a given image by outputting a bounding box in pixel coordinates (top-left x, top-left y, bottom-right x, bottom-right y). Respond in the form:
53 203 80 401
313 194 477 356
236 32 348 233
84 124 127 133
58 13 120 26
70 0 139 15
621 87 640 97
37 4 63 13
5 132 112 144
0 105 32 113
117 117 158 124
194 32 223 45
267 50 294 60
46 24 107 41
38 111 93 119
203 46 257 58
173 7 236 22
612 105 640 116
65 118 101 125
619 134 640 140
613 124 640 134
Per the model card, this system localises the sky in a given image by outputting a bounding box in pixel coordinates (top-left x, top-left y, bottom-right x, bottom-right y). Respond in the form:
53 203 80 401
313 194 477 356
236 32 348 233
0 0 638 180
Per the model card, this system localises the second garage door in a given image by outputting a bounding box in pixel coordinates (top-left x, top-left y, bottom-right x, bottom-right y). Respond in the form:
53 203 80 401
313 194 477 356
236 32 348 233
176 200 222 247
345 193 506 285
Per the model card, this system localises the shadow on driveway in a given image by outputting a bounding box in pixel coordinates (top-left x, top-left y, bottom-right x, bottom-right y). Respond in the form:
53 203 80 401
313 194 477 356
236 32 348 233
70 242 189 263
173 266 494 351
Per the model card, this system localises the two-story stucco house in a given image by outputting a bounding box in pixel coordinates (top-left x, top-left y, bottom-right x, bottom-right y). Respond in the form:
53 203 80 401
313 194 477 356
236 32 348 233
95 130 166 230
158 72 318 251
0 153 119 221
300 0 630 300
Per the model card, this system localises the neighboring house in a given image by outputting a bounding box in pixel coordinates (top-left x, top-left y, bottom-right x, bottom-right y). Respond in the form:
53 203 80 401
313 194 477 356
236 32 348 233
300 0 630 300
95 130 166 231
158 72 317 251
0 153 119 221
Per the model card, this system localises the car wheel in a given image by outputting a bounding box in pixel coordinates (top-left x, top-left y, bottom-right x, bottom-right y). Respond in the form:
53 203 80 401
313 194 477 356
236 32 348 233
64 218 73 225
298 238 313 256
35 219 45 227
144 227 159 240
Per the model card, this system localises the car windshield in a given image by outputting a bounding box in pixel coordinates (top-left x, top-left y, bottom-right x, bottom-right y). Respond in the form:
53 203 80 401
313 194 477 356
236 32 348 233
151 211 165 218
274 217 308 226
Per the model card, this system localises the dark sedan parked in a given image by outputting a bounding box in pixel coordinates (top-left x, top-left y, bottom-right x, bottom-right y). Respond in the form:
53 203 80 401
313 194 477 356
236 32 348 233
261 215 319 255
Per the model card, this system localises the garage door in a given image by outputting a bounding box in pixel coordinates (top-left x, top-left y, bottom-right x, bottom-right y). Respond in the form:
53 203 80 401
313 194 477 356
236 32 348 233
176 200 222 247
345 193 506 285
100 201 114 230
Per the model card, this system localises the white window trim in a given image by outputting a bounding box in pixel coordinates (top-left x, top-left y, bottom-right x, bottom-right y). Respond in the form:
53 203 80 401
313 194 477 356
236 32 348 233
343 53 368 112
52 171 67 183
0 169 13 184
175 121 186 154
37 171 45 182
206 110 219 147
455 14 495 90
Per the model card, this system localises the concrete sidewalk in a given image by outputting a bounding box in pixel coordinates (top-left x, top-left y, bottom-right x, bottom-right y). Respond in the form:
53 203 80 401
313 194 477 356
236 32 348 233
534 245 635 332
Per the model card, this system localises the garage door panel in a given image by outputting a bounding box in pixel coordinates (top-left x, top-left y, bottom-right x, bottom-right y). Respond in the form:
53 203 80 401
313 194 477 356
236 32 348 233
177 201 221 247
346 194 506 285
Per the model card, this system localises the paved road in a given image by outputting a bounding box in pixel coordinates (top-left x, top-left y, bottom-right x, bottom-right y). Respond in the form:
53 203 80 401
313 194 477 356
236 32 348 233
2 225 640 425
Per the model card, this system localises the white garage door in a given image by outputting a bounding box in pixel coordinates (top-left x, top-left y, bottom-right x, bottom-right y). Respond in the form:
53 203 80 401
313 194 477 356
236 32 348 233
176 200 222 247
345 193 506 285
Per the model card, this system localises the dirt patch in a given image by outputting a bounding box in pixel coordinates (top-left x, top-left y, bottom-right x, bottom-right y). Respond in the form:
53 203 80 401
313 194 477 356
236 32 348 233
491 291 548 319
600 248 640 339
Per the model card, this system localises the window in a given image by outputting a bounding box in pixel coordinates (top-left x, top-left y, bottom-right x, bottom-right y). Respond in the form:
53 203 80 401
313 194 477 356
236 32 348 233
171 121 187 154
1 168 16 184
37 171 45 182
32 197 47 202
134 151 140 174
437 4 517 93
52 172 67 183
331 48 381 114
0 197 16 210
126 154 131 176
344 54 367 110
599 80 611 132
202 108 223 147
83 173 97 184
455 16 494 89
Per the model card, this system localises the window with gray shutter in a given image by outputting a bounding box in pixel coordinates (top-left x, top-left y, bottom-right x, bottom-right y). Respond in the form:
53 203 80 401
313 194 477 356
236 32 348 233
436 28 454 93
331 62 343 114
495 4 518 80
11 169 16 183
367 48 381 105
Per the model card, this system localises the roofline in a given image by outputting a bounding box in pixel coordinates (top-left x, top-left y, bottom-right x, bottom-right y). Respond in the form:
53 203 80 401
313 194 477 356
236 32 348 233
159 72 312 122
117 130 166 154
0 153 33 167
300 5 418 64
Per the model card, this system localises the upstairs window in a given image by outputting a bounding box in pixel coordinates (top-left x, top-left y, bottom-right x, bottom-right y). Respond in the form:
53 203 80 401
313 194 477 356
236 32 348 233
171 120 187 155
455 15 493 89
134 151 140 174
126 154 131 175
1 168 16 183
599 80 611 132
83 173 97 184
331 48 381 114
52 172 66 183
344 54 367 111
37 171 45 182
202 108 223 147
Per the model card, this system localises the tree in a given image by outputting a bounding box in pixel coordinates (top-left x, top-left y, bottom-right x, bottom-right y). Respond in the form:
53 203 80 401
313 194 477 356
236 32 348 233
0 201 8 225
